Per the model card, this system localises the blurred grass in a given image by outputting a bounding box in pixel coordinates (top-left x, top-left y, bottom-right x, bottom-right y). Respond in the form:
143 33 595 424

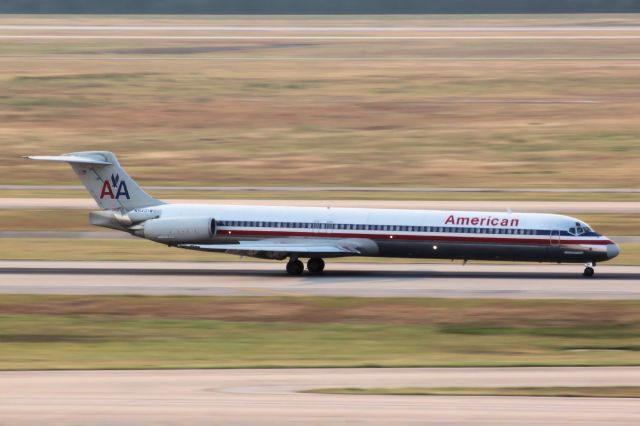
0 238 638 264
1 16 640 189
1 295 640 370
303 386 640 397
2 190 640 202
0 238 230 262
2 209 640 235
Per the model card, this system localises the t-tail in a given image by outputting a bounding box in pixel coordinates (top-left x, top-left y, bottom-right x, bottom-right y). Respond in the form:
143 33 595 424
26 151 163 210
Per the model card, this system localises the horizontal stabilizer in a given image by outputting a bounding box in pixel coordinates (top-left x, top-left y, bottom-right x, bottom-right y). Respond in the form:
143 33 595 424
25 154 112 166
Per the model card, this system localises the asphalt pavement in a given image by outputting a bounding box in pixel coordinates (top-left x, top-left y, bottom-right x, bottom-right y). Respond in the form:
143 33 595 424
1 260 639 299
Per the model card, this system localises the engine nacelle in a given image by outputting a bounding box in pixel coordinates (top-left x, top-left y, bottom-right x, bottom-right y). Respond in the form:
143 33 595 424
139 217 216 243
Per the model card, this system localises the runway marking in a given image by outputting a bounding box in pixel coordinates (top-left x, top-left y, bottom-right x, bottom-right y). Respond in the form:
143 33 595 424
2 56 640 61
2 35 640 40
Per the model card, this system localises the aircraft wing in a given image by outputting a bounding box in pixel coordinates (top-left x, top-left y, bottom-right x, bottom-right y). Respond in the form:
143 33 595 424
178 239 363 259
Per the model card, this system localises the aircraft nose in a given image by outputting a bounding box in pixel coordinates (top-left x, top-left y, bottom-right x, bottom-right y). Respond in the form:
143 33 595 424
607 242 620 260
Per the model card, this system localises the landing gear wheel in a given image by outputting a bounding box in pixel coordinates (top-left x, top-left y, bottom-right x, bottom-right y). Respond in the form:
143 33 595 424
583 266 595 277
307 258 325 274
286 259 304 275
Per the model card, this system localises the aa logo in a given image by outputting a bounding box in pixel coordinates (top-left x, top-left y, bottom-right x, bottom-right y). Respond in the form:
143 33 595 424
100 174 130 200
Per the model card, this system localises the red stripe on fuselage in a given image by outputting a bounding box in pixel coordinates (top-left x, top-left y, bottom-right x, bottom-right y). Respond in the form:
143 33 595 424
222 229 613 246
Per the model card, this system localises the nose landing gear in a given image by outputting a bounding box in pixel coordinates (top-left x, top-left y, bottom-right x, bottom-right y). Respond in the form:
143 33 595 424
583 262 595 277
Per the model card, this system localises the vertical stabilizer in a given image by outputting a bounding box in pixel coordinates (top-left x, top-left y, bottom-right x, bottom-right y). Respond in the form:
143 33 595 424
26 151 163 210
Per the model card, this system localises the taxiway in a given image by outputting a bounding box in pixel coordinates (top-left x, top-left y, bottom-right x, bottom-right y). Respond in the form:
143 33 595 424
1 261 639 299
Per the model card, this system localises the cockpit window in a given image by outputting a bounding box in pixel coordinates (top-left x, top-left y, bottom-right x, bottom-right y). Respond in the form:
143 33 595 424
569 222 593 236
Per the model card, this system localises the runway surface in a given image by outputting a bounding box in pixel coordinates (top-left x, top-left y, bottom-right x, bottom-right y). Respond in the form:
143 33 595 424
2 367 640 425
3 25 640 31
1 261 639 299
4 197 640 212
6 35 640 40
1 23 640 40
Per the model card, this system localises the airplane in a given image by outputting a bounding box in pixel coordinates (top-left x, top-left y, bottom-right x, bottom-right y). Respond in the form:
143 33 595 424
26 151 619 277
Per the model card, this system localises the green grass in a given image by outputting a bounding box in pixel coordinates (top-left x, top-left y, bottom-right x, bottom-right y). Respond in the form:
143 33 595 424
304 386 640 398
1 295 640 370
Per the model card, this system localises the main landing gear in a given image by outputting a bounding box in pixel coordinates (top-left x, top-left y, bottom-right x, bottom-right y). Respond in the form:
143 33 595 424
286 257 325 275
307 258 325 274
286 259 304 275
583 262 596 277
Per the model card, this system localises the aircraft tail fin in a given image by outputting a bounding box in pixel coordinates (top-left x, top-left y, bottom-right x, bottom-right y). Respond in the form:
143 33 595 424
26 151 163 210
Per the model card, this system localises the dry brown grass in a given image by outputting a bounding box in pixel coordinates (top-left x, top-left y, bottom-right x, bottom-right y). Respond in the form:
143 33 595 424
2 295 640 326
1 15 639 188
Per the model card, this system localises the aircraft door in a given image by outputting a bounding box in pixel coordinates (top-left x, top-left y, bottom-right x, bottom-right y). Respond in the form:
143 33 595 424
550 229 561 247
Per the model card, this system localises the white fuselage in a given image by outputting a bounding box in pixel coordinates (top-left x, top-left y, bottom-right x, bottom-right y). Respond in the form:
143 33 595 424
133 203 619 264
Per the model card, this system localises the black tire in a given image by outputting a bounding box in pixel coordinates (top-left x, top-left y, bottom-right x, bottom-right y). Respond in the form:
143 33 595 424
286 259 304 275
583 267 595 277
307 258 325 274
